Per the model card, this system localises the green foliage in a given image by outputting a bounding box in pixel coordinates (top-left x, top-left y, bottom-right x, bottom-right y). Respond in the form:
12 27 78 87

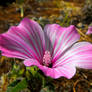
26 70 43 92
60 12 71 27
16 0 24 5
40 77 55 92
8 64 25 79
85 0 92 4
25 66 55 92
26 66 39 76
6 78 28 92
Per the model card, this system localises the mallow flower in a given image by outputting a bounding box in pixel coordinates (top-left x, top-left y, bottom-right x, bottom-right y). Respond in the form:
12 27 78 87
0 18 92 79
86 26 92 34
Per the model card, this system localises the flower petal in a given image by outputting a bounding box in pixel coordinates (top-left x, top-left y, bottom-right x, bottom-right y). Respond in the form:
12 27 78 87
43 63 76 79
44 24 80 62
0 18 45 61
23 59 40 67
53 42 92 69
86 26 92 34
24 59 76 79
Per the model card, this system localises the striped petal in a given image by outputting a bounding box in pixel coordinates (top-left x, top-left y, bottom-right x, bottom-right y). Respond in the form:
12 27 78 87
24 59 76 79
53 42 92 69
86 26 92 34
43 62 76 79
24 59 40 67
0 18 45 61
44 24 80 62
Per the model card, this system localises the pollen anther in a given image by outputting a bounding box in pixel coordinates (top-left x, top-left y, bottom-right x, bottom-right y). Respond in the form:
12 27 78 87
43 51 51 66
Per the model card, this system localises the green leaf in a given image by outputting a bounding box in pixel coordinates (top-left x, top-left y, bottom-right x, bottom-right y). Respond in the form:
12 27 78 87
6 78 28 92
26 66 39 76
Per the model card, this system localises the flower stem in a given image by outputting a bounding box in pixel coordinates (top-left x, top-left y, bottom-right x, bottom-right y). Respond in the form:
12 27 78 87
77 28 88 39
42 77 45 88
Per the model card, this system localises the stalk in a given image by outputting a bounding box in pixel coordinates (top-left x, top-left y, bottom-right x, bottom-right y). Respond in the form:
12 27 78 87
20 5 24 18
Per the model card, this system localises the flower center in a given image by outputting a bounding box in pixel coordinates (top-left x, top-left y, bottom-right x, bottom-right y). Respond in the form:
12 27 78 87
43 51 52 67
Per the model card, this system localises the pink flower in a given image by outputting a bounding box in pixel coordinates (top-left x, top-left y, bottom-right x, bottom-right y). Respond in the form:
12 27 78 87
86 26 92 34
0 18 92 79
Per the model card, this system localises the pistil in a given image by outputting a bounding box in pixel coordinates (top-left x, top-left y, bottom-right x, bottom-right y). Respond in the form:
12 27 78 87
43 51 52 67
